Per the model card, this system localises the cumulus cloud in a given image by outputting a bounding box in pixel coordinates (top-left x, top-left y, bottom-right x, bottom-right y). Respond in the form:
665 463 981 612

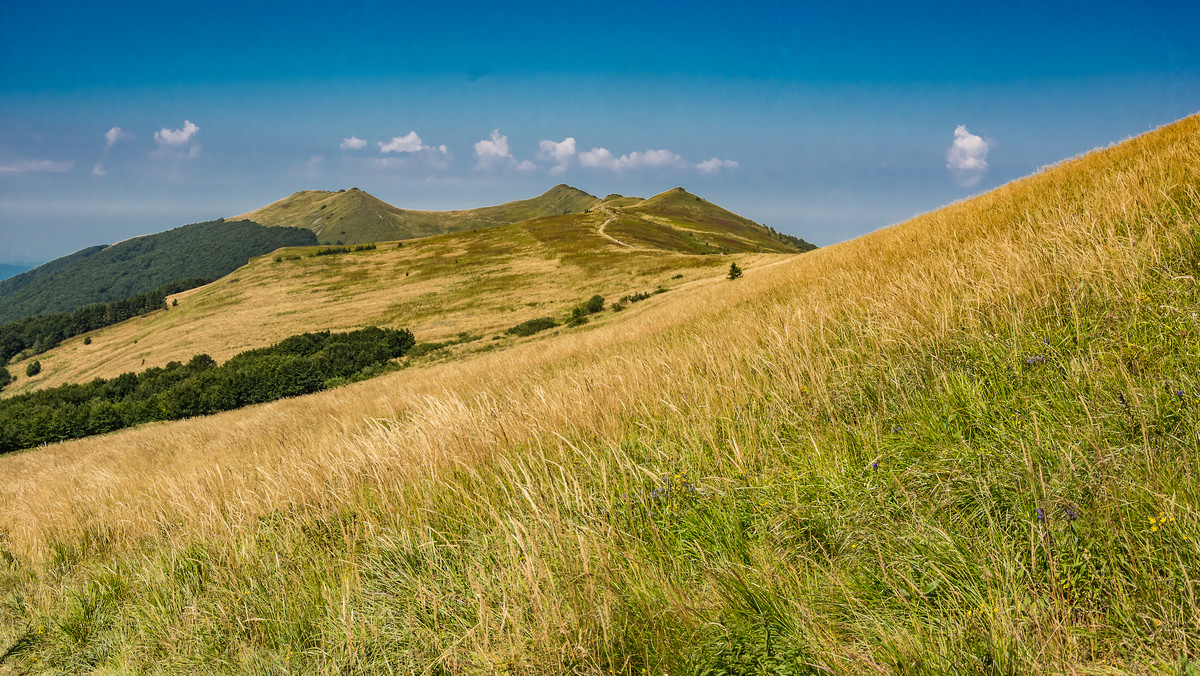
696 157 739 174
379 131 426 153
360 140 451 172
579 147 689 172
946 125 991 187
537 137 576 175
474 129 515 169
104 126 133 151
340 136 367 150
155 120 199 146
154 120 201 158
92 162 106 176
0 159 74 174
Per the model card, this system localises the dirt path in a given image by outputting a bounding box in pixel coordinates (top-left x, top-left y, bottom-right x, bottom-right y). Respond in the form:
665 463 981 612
594 207 661 253
595 207 628 247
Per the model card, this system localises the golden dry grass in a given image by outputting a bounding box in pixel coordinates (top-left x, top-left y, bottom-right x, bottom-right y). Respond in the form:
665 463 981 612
3 213 758 397
4 115 1195 557
1 114 1197 673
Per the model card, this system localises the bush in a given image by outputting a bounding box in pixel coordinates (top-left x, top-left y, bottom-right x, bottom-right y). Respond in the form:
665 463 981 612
0 327 416 454
25 360 41 377
83 336 92 345
728 262 743 280
506 317 557 337
0 367 11 391
585 295 605 313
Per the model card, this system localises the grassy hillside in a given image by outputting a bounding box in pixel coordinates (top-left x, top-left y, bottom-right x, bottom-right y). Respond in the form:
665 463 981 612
0 221 316 324
3 192 804 398
235 184 600 244
624 187 817 252
1 115 1198 673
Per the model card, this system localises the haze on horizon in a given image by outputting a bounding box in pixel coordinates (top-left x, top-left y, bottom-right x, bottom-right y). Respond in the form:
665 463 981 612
2 0 1198 264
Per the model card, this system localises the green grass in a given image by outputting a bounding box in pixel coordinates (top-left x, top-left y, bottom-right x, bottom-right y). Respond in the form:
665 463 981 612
1 116 1198 673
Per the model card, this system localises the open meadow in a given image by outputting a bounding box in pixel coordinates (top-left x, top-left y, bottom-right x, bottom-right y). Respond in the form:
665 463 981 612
0 116 1198 673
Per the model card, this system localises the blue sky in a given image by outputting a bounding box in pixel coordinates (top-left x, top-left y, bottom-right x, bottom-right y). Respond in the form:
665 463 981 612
2 0 1198 263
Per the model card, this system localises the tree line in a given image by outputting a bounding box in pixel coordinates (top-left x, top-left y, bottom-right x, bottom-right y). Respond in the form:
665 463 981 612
0 219 316 323
0 327 415 453
0 278 212 370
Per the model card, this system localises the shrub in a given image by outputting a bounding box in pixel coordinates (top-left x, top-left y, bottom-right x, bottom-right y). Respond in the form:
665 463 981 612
0 327 416 453
26 360 41 377
0 367 11 391
506 317 557 337
585 295 605 313
728 262 743 280
83 336 92 345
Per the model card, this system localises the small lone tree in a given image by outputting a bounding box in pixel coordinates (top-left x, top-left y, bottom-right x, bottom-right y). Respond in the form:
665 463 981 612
727 262 743 280
26 360 41 377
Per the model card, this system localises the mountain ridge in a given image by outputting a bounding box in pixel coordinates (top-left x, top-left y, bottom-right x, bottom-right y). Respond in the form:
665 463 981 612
235 184 601 244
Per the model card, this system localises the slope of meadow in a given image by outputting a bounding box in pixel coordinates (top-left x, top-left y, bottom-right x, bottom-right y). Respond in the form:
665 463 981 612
3 193 799 398
1 115 1198 674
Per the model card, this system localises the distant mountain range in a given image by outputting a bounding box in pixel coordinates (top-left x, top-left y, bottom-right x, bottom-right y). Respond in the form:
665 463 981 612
235 184 815 253
234 184 602 245
1 185 814 329
0 263 40 282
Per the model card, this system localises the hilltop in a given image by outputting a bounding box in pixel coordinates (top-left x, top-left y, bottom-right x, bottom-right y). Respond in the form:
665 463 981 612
235 184 600 244
2 187 808 396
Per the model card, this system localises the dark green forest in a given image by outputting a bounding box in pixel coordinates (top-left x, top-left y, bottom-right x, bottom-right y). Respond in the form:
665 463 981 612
0 219 316 323
0 278 212 369
0 327 415 453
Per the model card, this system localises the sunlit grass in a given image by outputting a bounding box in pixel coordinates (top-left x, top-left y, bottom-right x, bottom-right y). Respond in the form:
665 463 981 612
1 115 1198 673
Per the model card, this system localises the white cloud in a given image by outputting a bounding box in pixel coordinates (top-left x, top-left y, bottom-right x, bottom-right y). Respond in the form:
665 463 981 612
579 147 688 172
92 162 106 176
153 120 201 158
696 157 739 174
104 126 132 151
0 159 75 174
154 120 199 146
578 147 618 170
538 137 576 175
360 142 452 172
515 159 537 172
340 136 367 150
379 131 428 153
946 124 991 187
474 129 514 169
